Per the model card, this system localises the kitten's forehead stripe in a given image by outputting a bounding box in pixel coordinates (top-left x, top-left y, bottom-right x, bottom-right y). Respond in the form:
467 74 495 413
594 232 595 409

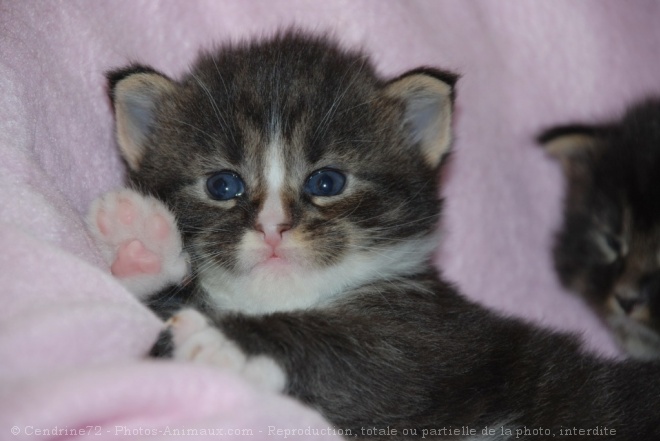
266 137 285 192
257 136 288 229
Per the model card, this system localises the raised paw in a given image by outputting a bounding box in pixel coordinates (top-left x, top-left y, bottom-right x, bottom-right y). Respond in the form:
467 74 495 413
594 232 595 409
166 309 286 392
87 189 188 298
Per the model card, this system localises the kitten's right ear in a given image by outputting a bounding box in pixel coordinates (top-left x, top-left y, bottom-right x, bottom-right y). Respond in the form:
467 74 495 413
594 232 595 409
107 65 175 170
384 68 458 168
538 125 599 174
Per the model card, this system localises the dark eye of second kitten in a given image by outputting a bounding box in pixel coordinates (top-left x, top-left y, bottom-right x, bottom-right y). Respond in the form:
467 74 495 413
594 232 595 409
604 233 622 255
640 272 660 302
304 169 346 197
206 171 245 200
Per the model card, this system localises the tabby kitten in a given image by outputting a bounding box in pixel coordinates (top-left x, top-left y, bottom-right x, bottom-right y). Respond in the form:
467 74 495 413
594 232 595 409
541 100 660 360
91 32 660 438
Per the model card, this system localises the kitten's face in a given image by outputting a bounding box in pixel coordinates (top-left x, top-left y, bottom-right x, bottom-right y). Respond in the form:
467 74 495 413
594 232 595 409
108 33 455 314
542 101 660 358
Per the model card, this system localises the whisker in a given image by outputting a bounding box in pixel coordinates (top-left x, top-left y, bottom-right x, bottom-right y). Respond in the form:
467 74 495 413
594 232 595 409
311 57 367 146
189 72 236 147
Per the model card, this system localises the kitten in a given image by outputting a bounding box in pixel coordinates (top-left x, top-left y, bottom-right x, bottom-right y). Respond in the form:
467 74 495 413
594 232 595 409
90 32 660 438
540 100 660 360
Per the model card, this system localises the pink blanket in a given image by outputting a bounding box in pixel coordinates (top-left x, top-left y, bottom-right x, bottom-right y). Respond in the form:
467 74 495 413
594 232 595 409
3 0 660 438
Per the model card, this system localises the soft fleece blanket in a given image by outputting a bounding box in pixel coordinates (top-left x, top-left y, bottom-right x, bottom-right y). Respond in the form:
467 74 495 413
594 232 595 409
2 1 660 439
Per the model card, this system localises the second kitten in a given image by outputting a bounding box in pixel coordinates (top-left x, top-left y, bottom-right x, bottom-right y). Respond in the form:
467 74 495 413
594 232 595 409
541 99 660 359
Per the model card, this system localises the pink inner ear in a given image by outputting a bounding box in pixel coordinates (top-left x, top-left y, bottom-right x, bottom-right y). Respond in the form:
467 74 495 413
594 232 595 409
111 239 162 277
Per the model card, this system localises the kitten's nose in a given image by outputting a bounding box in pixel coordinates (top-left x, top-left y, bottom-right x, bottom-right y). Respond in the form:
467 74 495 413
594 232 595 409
615 295 640 314
257 222 291 247
257 191 291 248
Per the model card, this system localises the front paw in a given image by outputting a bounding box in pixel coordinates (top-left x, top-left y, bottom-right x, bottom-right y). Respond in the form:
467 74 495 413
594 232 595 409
87 189 189 298
165 309 286 392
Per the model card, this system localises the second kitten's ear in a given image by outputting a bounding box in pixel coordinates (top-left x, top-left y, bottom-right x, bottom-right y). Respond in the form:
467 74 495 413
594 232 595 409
538 126 599 174
384 69 457 167
107 65 176 170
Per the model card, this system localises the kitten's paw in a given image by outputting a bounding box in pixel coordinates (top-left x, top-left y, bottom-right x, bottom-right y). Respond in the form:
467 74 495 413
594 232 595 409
88 189 189 298
167 309 286 392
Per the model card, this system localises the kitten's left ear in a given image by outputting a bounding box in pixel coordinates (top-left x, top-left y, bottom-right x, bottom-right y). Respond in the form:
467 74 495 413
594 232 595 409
384 69 458 167
537 126 599 173
107 65 176 171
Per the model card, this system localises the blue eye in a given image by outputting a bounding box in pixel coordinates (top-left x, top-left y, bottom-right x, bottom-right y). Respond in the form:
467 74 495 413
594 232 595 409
206 172 245 200
304 169 346 197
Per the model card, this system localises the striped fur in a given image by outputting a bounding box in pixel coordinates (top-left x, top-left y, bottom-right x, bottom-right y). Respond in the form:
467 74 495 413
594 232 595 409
109 32 660 439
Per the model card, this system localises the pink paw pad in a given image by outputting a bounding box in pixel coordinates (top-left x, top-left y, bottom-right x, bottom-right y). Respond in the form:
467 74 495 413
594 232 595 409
111 239 162 277
87 189 189 298
150 213 170 241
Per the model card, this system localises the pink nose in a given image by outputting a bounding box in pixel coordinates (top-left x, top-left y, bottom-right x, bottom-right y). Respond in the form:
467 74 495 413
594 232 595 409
256 222 291 247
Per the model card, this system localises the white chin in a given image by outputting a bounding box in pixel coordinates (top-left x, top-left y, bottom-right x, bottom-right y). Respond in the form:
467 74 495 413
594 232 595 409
199 232 438 316
200 263 328 315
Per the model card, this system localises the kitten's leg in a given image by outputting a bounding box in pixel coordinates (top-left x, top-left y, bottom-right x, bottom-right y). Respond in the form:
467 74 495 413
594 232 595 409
87 189 189 299
166 308 286 392
161 299 660 437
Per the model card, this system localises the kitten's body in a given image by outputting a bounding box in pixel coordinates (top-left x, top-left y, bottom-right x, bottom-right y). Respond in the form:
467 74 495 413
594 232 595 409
541 101 660 359
92 33 660 438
